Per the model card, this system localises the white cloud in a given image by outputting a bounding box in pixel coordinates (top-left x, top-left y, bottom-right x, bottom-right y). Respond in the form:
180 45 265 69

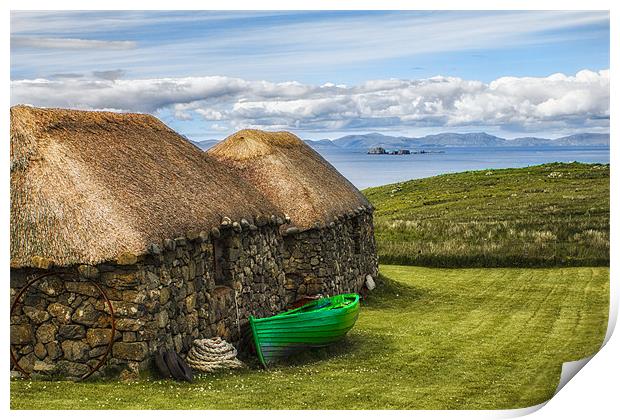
10 69 609 134
195 108 224 120
11 36 136 50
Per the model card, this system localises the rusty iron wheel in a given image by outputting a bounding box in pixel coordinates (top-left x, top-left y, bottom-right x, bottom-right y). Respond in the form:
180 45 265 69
10 271 116 381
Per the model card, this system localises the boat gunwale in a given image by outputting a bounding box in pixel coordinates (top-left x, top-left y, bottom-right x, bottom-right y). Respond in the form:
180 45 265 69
250 294 360 325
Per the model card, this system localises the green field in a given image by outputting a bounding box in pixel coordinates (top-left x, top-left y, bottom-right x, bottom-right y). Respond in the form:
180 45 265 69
11 265 609 410
363 163 609 267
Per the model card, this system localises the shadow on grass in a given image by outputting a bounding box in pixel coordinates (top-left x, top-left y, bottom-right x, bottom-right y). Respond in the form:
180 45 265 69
362 273 427 309
235 334 375 369
264 329 399 370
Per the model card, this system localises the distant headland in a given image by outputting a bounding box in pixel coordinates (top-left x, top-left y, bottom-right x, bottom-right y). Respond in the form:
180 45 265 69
367 146 445 155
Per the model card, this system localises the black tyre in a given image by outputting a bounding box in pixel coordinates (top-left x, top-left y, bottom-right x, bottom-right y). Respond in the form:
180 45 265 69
154 348 172 379
164 350 193 382
176 355 194 382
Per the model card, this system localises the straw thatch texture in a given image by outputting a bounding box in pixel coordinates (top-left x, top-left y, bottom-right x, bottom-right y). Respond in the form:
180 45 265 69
208 129 370 231
10 106 282 268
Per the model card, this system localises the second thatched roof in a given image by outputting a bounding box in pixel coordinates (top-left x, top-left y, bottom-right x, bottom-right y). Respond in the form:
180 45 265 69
11 106 283 268
208 129 370 231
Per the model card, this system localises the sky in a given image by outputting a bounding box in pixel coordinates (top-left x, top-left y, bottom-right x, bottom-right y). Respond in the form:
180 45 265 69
10 10 610 140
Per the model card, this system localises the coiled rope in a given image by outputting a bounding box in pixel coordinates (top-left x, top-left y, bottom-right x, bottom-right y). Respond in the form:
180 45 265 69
186 337 246 373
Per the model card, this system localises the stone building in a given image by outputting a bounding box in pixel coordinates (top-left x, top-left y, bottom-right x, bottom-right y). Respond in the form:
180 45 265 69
10 106 377 379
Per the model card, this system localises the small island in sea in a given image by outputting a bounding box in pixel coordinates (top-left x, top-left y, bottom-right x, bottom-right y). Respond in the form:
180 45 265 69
367 146 445 155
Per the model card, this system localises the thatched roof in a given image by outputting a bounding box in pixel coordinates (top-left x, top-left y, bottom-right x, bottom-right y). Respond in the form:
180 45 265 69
208 129 370 231
10 106 283 268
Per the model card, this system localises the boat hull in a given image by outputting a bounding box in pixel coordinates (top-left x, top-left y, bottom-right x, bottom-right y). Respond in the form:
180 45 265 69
249 293 360 367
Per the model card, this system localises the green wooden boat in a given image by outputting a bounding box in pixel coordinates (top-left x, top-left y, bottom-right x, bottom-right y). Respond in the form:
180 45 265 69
249 293 360 367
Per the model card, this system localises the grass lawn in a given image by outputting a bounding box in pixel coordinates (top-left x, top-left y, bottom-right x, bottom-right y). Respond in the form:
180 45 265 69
11 265 609 410
363 163 609 267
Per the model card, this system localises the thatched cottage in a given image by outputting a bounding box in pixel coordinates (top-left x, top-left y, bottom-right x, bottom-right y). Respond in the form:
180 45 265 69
10 106 378 379
208 130 378 300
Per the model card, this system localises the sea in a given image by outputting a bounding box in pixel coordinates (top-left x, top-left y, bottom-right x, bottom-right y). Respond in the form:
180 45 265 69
315 146 610 190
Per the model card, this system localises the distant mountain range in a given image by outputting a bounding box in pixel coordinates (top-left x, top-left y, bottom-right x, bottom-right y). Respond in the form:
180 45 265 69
190 139 220 150
306 132 610 150
190 132 609 151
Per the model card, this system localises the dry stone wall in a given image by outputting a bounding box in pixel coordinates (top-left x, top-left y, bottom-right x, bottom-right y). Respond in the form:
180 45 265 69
282 211 378 301
10 210 378 379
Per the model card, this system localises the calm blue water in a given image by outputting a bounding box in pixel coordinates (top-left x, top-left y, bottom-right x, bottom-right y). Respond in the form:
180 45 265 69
316 146 610 189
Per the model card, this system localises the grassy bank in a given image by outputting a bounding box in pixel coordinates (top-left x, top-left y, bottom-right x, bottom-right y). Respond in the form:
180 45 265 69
11 265 608 410
363 162 609 267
